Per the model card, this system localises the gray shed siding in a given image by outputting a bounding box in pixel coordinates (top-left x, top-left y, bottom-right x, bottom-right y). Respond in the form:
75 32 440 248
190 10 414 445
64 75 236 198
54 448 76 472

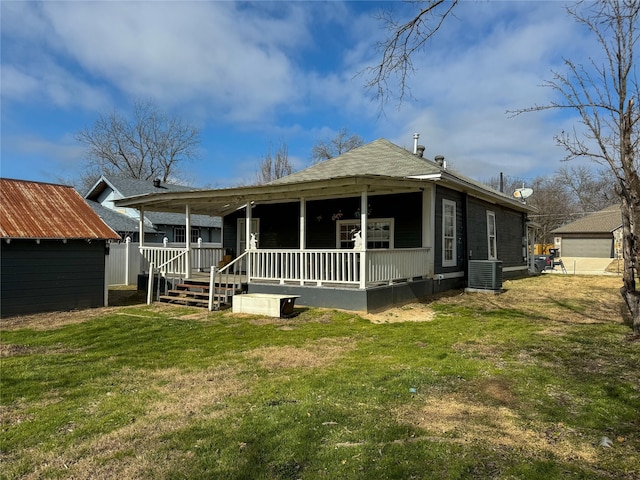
0 240 106 317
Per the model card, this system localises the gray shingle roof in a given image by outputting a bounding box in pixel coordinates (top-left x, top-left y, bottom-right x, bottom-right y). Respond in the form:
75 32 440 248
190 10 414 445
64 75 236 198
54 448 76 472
86 200 158 234
552 204 622 233
86 175 221 228
101 176 197 197
270 138 521 206
270 138 442 184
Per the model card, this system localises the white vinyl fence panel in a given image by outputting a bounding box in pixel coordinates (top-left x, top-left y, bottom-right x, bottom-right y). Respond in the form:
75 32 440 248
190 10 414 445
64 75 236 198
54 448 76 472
107 240 142 286
108 239 224 285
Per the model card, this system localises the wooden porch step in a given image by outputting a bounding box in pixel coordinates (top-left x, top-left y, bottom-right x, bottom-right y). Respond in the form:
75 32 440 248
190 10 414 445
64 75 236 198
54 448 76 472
158 278 246 309
159 294 218 307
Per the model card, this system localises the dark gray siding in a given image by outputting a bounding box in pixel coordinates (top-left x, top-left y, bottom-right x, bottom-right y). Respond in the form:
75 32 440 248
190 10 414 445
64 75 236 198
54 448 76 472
1 240 107 317
257 203 299 248
467 197 526 267
225 193 423 252
223 203 300 255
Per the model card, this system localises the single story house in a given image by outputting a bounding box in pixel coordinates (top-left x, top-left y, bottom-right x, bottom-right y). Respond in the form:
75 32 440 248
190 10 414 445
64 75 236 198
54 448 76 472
0 178 120 317
115 138 536 312
552 204 622 258
85 175 222 243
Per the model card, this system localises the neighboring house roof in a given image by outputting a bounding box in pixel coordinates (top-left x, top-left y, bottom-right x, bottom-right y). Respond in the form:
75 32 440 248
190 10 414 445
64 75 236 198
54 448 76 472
552 204 622 234
85 175 221 228
0 178 120 240
85 200 158 234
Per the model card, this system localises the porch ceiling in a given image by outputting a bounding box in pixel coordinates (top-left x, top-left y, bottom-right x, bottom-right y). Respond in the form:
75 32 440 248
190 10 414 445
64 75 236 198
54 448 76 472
114 175 432 216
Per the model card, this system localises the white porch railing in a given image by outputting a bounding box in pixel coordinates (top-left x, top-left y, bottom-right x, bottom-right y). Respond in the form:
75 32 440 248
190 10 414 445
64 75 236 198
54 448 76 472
139 245 432 289
249 248 432 288
367 248 432 284
139 243 225 276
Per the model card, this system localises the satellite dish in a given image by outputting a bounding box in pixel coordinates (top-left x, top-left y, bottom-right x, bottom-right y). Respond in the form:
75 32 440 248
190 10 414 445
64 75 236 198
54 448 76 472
513 187 533 199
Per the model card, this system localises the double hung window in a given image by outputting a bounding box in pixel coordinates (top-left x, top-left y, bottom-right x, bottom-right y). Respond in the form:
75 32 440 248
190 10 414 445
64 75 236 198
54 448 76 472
337 219 393 249
442 200 456 267
487 211 497 260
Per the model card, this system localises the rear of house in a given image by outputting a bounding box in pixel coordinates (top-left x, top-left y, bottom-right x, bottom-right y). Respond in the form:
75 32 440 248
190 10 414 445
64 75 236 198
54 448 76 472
0 178 120 317
115 138 535 312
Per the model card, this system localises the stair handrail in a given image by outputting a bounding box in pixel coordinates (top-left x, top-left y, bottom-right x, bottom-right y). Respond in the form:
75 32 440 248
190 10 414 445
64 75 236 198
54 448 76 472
156 249 189 276
208 251 250 311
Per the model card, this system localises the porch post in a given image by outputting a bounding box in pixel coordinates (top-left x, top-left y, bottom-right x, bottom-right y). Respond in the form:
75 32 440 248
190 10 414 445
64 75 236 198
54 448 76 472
139 206 146 275
422 187 435 277
359 190 368 288
245 202 252 282
185 204 191 279
299 198 306 249
139 206 145 247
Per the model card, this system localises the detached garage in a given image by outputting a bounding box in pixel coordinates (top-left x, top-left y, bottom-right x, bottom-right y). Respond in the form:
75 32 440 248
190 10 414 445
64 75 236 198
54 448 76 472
0 178 120 317
552 204 622 258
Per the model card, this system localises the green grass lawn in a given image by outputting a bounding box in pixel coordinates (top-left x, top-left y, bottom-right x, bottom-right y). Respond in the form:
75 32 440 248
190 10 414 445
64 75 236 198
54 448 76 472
1 275 638 479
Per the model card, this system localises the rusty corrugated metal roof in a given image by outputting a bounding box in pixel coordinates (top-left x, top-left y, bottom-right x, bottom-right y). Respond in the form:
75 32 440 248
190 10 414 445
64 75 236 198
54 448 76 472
0 178 121 240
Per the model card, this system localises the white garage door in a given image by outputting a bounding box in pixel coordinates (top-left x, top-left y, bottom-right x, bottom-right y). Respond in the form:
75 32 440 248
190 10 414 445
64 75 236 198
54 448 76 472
561 238 613 258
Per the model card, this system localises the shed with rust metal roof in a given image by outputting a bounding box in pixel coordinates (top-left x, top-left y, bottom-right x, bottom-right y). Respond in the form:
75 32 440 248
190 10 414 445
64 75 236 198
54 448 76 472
1 178 120 240
1 178 119 317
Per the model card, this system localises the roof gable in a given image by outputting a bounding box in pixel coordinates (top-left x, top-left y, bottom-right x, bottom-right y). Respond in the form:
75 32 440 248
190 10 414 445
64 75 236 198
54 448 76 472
86 175 197 200
0 178 120 240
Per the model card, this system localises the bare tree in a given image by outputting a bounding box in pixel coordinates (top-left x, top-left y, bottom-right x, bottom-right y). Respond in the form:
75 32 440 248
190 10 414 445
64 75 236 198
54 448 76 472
255 140 293 184
511 0 640 334
311 128 364 163
555 165 616 212
364 0 459 106
76 99 200 185
484 174 577 246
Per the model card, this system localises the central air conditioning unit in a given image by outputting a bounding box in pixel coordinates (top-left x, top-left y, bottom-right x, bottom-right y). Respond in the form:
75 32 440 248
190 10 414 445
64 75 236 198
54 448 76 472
468 260 503 291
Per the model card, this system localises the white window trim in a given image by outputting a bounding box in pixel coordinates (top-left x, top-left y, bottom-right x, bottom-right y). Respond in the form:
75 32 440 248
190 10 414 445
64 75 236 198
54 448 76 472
336 218 394 249
442 199 456 267
487 210 497 260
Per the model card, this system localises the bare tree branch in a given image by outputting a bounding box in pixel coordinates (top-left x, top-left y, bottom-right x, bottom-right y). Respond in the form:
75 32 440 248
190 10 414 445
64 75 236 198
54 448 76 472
364 0 459 107
76 99 200 185
255 139 293 184
311 128 364 163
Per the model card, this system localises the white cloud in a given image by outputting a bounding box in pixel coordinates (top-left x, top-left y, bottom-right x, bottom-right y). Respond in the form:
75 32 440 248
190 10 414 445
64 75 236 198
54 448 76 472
13 1 312 121
1 1 610 186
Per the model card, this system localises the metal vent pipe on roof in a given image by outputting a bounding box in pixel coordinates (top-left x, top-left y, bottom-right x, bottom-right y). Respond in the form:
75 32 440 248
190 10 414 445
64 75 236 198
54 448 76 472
413 133 420 154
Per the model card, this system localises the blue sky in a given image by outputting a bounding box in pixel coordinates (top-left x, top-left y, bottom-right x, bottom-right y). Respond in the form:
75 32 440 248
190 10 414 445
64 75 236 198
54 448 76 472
1 1 594 191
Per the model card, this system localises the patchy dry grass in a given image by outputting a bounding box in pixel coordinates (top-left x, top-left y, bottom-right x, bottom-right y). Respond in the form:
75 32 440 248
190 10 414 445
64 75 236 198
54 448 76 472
2 275 638 479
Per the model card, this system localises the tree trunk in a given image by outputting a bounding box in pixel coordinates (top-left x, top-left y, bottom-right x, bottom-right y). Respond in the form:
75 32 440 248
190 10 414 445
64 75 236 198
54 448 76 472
620 194 640 335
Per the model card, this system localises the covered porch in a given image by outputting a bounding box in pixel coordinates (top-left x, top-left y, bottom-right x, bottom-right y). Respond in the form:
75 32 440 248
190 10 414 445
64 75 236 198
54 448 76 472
117 175 438 311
